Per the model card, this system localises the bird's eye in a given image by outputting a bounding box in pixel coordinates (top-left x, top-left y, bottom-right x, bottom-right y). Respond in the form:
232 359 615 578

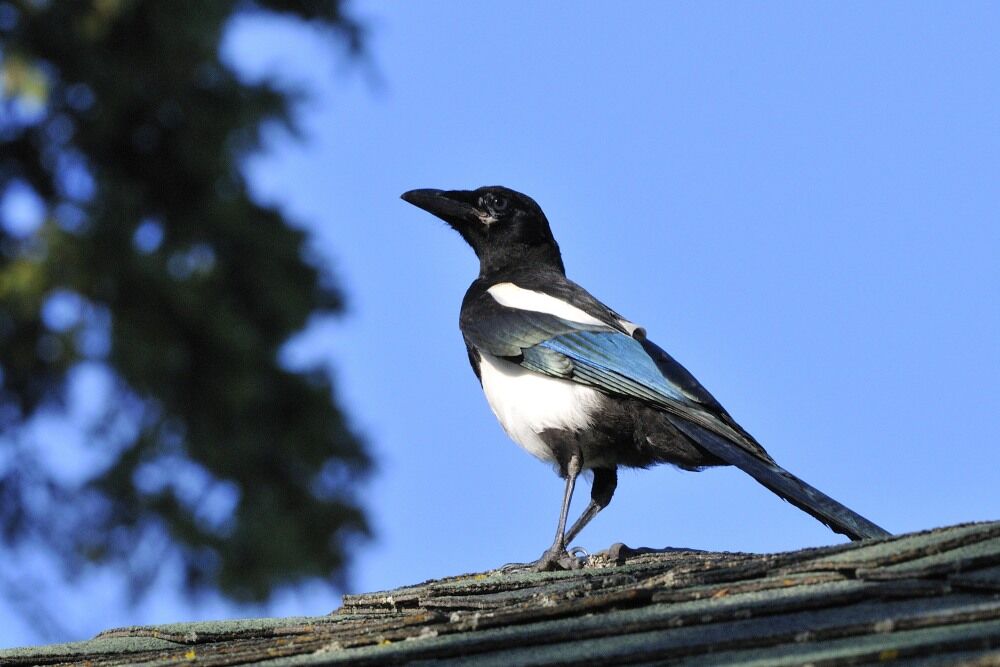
481 193 509 215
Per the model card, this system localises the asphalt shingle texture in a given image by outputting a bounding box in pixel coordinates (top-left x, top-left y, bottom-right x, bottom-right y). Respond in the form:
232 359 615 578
3 521 1000 665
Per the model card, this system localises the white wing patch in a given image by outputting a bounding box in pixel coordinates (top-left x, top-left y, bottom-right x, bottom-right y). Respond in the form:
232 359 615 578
487 282 646 338
478 352 604 464
487 283 606 327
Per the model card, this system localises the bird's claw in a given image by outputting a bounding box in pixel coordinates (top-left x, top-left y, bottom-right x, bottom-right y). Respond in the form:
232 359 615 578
532 545 586 571
499 546 589 573
498 560 533 573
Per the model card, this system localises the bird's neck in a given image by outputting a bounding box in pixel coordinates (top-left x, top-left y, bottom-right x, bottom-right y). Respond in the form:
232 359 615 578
477 243 565 279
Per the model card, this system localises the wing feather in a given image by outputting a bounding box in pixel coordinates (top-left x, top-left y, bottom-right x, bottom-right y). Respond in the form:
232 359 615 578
462 298 758 450
539 330 754 446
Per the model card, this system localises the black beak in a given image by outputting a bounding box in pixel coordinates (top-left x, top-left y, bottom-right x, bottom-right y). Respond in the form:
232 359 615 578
400 189 481 228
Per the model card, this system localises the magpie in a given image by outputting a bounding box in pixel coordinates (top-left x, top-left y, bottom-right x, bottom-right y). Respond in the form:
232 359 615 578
401 185 890 571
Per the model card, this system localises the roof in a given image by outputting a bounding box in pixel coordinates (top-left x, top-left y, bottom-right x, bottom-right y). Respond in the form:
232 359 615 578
4 521 1000 666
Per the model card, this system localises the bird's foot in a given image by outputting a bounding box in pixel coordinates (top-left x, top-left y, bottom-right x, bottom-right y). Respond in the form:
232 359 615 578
498 546 589 573
532 545 587 572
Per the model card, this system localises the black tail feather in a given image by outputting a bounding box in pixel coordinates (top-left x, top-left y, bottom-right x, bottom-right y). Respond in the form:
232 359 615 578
671 419 891 541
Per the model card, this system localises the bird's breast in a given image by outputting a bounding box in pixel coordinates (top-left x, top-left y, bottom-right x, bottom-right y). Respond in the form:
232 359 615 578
477 352 605 465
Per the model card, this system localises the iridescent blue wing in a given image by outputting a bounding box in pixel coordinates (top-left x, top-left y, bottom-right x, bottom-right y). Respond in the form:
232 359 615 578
461 299 746 444
532 330 750 443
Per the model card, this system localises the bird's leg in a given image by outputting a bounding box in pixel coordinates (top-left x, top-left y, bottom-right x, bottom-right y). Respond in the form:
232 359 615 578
564 467 618 545
533 451 583 571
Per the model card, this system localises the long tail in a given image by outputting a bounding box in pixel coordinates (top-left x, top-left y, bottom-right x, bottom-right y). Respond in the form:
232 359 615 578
670 419 891 541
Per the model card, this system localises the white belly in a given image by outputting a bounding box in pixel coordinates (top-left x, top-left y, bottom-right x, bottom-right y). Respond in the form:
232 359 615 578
477 352 603 464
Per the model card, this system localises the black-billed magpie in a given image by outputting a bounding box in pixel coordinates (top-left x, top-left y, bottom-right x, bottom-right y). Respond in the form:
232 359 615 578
401 185 890 571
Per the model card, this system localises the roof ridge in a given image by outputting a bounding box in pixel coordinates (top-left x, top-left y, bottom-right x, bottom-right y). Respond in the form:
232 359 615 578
3 521 999 666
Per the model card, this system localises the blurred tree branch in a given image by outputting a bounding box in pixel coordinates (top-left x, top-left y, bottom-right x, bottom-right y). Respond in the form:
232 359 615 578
0 0 371 623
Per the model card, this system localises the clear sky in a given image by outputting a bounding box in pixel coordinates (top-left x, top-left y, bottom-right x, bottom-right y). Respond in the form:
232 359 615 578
4 0 1000 647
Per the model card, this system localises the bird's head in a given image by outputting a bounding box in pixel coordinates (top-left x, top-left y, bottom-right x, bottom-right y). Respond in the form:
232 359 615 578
401 186 564 276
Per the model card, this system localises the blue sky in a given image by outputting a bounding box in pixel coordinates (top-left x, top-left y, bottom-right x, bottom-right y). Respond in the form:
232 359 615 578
4 1 1000 647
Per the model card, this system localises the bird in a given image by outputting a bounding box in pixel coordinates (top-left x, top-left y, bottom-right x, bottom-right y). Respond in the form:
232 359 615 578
401 185 890 571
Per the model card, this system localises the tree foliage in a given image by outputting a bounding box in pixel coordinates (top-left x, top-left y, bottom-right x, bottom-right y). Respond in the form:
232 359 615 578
0 0 370 604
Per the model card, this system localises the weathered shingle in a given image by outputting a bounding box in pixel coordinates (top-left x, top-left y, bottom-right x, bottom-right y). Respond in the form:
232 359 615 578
3 521 1000 665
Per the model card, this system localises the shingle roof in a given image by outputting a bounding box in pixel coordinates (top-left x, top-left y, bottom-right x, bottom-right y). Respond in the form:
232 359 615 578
4 521 1000 666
